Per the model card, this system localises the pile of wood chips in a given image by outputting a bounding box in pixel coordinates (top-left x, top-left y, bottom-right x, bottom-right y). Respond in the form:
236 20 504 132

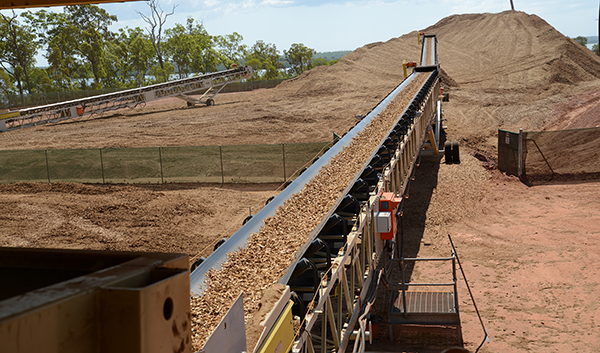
190 72 429 352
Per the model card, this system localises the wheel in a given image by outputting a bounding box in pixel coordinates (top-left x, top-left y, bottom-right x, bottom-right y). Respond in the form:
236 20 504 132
452 141 460 164
206 98 215 106
186 101 194 107
444 141 453 164
242 215 253 225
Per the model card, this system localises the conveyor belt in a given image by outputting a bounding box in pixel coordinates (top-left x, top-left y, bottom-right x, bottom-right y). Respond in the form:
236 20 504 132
193 34 442 353
189 73 419 294
0 66 252 132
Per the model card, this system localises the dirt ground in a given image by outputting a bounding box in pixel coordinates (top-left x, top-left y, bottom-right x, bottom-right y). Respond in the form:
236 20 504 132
1 10 600 353
0 182 280 261
370 153 600 353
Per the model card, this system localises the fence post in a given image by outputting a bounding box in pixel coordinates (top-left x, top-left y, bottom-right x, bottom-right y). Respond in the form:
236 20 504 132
159 147 164 184
45 149 51 183
518 128 523 177
100 148 105 184
219 145 224 186
282 143 287 182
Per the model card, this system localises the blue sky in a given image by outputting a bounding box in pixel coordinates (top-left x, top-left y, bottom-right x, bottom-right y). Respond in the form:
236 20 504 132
98 0 599 52
5 0 599 65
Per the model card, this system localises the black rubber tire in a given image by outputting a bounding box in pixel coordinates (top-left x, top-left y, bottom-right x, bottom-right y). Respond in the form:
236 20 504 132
242 215 253 225
452 141 460 164
206 98 215 106
444 141 453 164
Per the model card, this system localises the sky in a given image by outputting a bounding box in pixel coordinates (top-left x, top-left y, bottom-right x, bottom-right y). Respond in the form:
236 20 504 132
5 0 600 65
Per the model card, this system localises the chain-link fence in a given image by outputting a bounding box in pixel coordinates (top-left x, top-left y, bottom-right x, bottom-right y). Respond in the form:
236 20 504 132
498 127 600 181
0 79 285 111
0 142 330 184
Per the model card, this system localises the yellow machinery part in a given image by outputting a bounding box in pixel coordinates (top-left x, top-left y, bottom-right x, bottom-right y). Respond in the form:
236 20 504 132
257 300 295 353
0 111 20 120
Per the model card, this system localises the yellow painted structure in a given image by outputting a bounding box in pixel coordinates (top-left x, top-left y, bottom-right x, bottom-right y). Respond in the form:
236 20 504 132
257 300 295 353
0 111 20 120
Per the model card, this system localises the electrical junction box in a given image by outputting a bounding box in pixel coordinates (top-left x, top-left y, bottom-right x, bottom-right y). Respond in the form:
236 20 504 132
376 211 392 234
378 192 403 240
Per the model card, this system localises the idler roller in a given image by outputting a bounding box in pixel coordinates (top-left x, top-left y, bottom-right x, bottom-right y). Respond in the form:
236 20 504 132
304 238 332 271
214 238 227 251
288 258 319 300
317 213 350 260
190 257 206 272
377 145 392 164
360 166 380 187
396 119 409 131
336 193 361 218
305 238 330 259
383 137 397 154
289 258 317 281
320 213 348 236
369 154 385 172
291 291 306 320
350 178 371 201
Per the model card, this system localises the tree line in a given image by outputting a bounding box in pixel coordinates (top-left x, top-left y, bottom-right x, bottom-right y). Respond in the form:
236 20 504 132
0 2 339 105
573 36 600 55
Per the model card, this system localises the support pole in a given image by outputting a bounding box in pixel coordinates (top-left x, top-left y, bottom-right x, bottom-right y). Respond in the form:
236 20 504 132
282 143 287 182
219 145 225 186
45 149 50 183
518 128 523 177
100 148 105 184
159 147 164 184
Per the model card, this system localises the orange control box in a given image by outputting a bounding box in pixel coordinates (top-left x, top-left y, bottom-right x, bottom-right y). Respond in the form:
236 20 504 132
377 192 403 240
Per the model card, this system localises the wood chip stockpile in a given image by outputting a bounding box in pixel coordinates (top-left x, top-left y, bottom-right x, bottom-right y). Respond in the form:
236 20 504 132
190 72 429 351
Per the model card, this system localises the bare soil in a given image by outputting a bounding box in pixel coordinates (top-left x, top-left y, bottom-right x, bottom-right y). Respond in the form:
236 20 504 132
1 10 600 353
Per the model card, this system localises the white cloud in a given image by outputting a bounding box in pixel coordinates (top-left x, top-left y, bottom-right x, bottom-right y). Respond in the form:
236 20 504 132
261 0 294 5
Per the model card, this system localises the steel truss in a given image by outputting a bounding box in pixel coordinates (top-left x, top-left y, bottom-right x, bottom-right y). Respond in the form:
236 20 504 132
293 74 442 353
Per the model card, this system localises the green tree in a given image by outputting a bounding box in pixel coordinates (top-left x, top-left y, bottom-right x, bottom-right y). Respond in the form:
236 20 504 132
112 27 155 87
149 61 174 84
32 10 78 90
573 36 588 46
0 68 15 105
246 40 282 80
165 18 218 79
0 11 39 101
593 43 600 56
29 67 55 93
65 5 117 89
216 32 247 69
313 58 328 67
165 22 193 79
284 43 316 76
28 6 117 90
245 58 262 71
186 19 219 75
